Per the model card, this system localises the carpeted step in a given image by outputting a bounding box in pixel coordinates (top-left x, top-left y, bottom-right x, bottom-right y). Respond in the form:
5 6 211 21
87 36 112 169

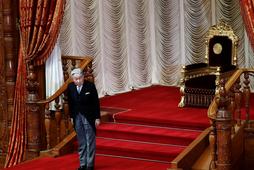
4 153 171 170
113 110 210 131
95 154 171 170
96 137 185 162
97 122 202 146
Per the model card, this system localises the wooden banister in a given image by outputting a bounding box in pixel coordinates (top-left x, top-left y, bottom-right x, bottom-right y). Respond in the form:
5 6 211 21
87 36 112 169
61 55 87 60
207 68 254 120
207 68 254 169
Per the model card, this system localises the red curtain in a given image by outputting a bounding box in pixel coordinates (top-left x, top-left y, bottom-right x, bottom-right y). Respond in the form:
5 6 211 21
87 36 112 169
5 0 65 167
4 46 27 167
240 0 254 51
19 0 65 65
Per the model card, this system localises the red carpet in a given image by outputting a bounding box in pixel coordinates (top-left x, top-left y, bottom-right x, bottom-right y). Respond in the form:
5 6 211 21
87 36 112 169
101 85 210 130
98 122 201 146
5 154 170 170
96 85 210 166
5 85 211 170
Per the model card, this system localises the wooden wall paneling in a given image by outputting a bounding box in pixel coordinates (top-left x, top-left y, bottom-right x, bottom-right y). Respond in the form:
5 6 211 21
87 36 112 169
0 0 8 167
0 0 19 167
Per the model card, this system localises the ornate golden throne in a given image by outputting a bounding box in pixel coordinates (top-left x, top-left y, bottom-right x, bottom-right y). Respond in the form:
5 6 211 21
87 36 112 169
178 20 238 107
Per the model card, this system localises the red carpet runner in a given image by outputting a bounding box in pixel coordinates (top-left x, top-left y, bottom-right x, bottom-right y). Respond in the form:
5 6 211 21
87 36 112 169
5 85 211 170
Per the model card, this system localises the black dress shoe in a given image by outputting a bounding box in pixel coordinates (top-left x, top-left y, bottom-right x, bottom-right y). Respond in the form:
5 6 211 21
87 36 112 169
77 166 86 170
87 166 94 170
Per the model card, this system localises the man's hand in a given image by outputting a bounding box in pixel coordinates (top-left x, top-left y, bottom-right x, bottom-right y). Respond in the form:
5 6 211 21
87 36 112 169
70 118 74 125
95 119 101 128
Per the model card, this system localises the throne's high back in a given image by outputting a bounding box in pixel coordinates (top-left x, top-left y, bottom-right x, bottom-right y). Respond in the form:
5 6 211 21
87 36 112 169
179 20 238 107
205 21 238 70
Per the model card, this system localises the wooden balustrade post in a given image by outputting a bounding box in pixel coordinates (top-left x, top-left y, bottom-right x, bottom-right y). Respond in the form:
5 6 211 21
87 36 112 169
44 103 51 150
216 112 232 170
63 93 71 135
215 79 232 170
54 97 62 143
26 64 41 159
234 78 241 126
228 89 235 117
62 58 71 136
178 66 186 107
62 58 69 81
243 73 250 128
209 120 217 170
71 59 76 69
228 89 235 135
84 62 94 83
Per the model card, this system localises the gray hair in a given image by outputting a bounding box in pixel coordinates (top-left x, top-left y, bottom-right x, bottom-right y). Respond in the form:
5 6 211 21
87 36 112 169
71 68 84 77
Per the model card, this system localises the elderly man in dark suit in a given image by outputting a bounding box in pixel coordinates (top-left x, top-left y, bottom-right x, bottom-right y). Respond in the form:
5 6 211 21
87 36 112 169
67 68 101 170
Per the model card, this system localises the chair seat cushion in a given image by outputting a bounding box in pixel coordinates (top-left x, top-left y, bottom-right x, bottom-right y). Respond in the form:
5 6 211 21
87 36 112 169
185 75 216 89
185 63 208 70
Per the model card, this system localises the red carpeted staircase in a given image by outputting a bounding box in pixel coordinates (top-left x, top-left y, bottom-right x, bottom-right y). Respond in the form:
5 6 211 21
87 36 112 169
93 85 210 169
5 85 210 170
96 122 202 163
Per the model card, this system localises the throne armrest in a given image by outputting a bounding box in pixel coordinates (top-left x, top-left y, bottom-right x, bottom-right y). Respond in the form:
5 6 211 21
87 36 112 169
181 63 210 82
219 65 237 73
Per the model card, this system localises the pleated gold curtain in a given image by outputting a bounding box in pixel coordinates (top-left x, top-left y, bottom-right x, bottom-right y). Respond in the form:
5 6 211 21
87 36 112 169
5 0 65 167
59 0 249 96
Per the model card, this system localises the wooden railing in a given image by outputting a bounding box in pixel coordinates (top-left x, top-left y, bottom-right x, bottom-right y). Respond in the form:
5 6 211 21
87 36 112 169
207 68 254 170
37 56 94 156
170 68 254 170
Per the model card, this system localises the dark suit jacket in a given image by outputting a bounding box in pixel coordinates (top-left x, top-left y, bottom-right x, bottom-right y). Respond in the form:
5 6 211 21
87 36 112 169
67 81 101 131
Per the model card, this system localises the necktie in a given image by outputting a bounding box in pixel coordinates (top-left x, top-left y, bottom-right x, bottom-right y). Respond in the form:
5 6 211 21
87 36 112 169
77 86 81 94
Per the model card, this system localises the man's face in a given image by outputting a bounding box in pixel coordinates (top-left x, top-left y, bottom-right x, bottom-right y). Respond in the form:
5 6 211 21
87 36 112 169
72 74 84 87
